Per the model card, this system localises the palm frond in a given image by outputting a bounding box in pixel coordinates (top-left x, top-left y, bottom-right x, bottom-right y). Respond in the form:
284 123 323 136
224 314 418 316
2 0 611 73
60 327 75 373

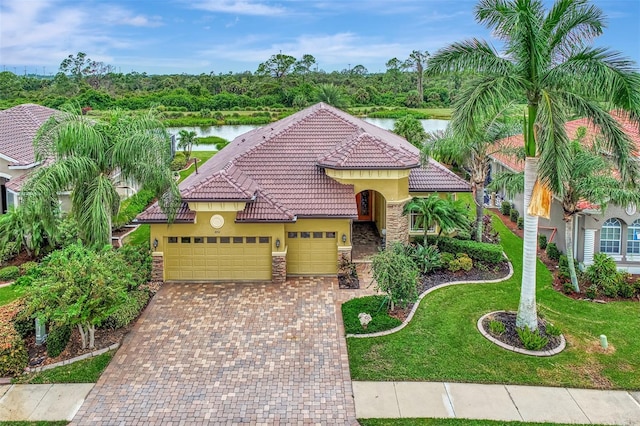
488 171 524 198
427 39 514 77
544 0 604 57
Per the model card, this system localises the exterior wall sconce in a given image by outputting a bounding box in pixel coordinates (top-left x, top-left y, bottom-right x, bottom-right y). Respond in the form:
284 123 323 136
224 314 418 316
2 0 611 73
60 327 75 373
275 238 281 249
153 238 159 249
342 233 347 243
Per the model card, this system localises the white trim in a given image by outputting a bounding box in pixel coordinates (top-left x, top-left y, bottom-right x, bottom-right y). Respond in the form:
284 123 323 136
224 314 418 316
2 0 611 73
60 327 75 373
0 152 18 163
0 172 11 179
8 161 40 170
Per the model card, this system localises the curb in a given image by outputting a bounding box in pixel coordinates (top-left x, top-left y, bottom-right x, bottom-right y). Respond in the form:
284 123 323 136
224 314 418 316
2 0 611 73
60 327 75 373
477 311 566 356
111 225 140 248
24 343 119 373
347 255 514 338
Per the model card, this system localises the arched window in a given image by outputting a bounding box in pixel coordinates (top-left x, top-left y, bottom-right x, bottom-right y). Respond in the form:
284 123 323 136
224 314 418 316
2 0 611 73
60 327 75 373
600 218 621 254
627 219 640 255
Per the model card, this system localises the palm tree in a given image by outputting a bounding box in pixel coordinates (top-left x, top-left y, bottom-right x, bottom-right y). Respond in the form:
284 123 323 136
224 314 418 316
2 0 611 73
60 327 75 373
402 194 471 242
316 84 347 108
23 108 180 248
424 109 519 242
393 115 427 149
491 130 640 292
178 130 197 161
428 0 640 330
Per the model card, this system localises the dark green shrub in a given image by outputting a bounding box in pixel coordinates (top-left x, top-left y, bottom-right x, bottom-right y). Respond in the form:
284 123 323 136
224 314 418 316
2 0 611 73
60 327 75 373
170 152 187 171
46 323 72 358
510 208 520 223
113 189 156 230
55 215 80 248
617 277 636 298
517 216 524 230
102 290 150 329
500 201 511 216
488 320 506 335
117 244 152 288
517 327 548 351
371 242 419 310
440 252 455 268
585 284 598 299
426 236 504 264
12 309 33 339
585 253 627 298
411 244 442 273
19 261 38 276
455 229 472 240
0 241 19 264
562 281 575 294
546 243 561 262
538 234 548 250
0 266 20 281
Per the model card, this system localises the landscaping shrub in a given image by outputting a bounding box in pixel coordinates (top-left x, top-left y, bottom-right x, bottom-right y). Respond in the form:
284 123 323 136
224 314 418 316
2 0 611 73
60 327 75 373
500 201 511 216
509 208 519 223
113 189 156 230
538 234 548 250
426 236 504 264
546 242 561 262
0 300 28 377
12 310 33 339
545 324 562 337
170 152 187 171
410 244 442 273
517 216 524 230
55 215 80 248
371 242 419 310
117 244 152 288
517 327 548 351
0 266 20 281
456 253 473 271
19 261 38 276
0 241 19 264
102 290 150 329
448 258 462 272
584 253 636 298
488 320 506 335
46 323 72 358
440 252 455 268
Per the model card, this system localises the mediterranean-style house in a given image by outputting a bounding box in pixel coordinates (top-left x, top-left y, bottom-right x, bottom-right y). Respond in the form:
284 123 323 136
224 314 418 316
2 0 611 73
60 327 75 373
138 103 470 282
0 104 60 213
490 113 640 274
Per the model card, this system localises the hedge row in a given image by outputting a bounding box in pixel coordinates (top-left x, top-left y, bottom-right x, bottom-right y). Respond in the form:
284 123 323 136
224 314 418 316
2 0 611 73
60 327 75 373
0 300 28 377
423 236 504 264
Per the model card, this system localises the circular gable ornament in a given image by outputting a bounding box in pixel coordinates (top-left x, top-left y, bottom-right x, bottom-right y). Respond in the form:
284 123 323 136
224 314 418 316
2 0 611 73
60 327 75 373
210 214 225 229
625 203 636 216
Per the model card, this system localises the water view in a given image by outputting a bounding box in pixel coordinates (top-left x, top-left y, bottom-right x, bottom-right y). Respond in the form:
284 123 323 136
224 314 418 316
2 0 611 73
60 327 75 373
168 118 449 151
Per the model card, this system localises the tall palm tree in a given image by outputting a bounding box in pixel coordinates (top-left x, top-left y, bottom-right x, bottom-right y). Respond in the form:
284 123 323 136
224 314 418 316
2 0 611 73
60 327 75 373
316 84 347 108
402 194 470 242
178 130 197 161
424 109 519 242
428 0 640 330
491 131 640 291
23 108 180 248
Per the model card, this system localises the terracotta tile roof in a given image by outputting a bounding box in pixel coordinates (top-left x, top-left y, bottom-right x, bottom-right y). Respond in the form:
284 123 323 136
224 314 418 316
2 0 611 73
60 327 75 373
139 103 466 223
0 104 58 166
490 112 640 173
136 201 196 223
409 159 471 192
317 131 419 169
4 172 28 192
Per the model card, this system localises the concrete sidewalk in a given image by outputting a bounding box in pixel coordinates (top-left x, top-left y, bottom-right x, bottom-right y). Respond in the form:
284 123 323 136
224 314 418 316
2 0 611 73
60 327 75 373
353 381 640 425
0 383 94 422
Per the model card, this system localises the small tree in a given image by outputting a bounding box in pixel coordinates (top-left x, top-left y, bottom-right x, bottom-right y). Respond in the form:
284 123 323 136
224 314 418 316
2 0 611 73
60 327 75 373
178 130 197 161
403 194 471 241
371 243 419 311
393 115 427 149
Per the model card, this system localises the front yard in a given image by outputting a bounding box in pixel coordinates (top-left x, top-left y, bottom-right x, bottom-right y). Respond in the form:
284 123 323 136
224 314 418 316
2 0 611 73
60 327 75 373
347 215 640 390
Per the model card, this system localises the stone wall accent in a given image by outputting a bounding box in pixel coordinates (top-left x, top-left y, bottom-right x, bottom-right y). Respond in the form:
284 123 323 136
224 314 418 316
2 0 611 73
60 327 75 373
272 255 286 283
151 253 164 281
338 247 352 263
385 200 409 245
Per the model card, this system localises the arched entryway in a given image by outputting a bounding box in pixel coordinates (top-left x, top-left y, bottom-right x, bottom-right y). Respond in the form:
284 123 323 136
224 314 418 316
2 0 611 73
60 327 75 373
352 190 386 261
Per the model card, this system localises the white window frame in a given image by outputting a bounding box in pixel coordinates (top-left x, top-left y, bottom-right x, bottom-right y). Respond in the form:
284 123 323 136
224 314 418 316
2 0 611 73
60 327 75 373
409 211 436 234
599 218 621 255
626 219 640 259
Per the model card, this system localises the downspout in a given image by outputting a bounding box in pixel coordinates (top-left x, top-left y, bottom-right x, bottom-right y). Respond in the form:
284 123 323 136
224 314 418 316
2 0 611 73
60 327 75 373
573 214 579 262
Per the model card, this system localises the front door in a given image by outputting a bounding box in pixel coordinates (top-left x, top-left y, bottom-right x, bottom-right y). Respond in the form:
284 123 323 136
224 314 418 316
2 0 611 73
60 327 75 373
356 190 372 221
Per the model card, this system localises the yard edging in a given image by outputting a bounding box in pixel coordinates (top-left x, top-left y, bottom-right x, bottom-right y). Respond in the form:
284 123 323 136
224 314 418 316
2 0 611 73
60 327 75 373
477 311 566 356
24 343 119 373
346 255 514 338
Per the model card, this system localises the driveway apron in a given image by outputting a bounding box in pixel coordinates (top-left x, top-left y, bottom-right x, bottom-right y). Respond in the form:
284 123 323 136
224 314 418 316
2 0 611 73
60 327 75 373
72 278 356 425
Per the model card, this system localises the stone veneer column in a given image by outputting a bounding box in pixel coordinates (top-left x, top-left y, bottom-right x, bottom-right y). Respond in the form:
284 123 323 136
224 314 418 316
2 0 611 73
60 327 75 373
151 253 164 281
385 200 410 245
338 247 352 263
272 255 286 283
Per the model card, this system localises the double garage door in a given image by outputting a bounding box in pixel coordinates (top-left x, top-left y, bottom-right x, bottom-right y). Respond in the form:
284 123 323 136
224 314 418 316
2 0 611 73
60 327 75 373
286 231 337 275
165 236 271 281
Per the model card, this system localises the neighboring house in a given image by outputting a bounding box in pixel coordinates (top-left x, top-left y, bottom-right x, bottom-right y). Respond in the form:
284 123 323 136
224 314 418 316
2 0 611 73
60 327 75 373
138 103 470 282
490 113 640 274
0 104 63 213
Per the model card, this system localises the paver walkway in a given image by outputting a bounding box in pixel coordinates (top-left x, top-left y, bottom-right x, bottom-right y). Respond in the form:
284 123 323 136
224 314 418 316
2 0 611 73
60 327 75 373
72 278 357 425
353 381 640 425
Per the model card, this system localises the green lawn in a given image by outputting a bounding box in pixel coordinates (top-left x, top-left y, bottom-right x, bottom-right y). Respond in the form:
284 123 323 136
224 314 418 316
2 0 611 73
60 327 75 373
0 284 22 306
347 214 640 390
122 224 150 246
178 151 217 182
12 351 114 384
359 419 601 426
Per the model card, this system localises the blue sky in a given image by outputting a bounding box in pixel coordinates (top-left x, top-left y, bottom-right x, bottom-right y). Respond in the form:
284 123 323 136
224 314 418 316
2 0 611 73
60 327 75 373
1 0 639 76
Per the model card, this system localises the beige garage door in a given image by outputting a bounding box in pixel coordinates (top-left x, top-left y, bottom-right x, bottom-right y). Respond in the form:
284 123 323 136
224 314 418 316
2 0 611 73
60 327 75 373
165 236 271 281
286 231 337 275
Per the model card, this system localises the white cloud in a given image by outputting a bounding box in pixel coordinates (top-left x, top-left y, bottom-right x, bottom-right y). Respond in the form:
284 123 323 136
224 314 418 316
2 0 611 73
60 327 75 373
101 6 164 27
189 0 287 16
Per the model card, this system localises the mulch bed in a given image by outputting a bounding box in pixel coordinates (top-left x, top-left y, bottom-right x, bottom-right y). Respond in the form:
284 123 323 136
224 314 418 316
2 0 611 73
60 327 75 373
481 311 563 352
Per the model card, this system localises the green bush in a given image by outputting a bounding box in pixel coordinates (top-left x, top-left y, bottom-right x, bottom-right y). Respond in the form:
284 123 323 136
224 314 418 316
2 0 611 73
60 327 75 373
46 323 72 358
545 323 562 337
488 320 506 335
13 309 33 339
0 266 20 281
440 252 455 268
102 290 150 329
0 301 29 377
517 216 524 230
371 242 419 310
55 215 80 248
448 259 462 272
410 244 442 273
546 243 561 262
113 189 156 230
456 253 473 271
19 261 38 276
510 208 520 223
170 152 187 171
584 252 630 298
426 236 504 264
517 326 548 351
117 244 152 288
0 241 19 264
500 201 511 216
538 234 548 250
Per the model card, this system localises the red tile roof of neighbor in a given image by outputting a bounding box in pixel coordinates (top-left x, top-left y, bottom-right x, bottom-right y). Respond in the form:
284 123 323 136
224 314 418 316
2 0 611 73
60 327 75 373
138 103 470 223
490 112 640 173
0 104 58 166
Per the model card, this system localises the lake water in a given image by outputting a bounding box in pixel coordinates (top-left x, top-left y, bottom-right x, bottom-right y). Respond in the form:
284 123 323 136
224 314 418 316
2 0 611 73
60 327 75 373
168 118 449 151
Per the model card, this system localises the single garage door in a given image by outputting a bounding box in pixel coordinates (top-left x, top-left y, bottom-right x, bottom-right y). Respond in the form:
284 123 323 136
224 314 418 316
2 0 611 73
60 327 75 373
165 236 271 281
286 231 337 275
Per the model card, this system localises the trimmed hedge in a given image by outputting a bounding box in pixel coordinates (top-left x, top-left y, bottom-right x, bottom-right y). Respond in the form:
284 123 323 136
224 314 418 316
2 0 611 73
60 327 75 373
46 323 72 358
424 236 504 264
0 300 28 377
101 290 150 329
0 266 20 281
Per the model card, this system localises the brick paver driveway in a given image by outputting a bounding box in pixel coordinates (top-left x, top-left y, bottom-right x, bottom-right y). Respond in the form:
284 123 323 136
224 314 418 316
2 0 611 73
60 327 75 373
73 278 357 425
